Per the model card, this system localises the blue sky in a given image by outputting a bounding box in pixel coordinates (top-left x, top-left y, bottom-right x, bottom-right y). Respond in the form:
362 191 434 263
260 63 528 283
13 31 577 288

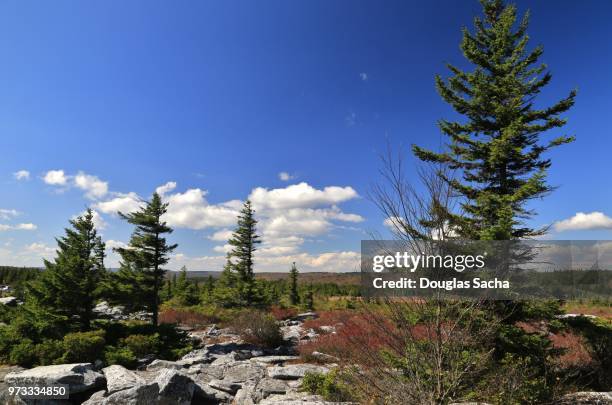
1 0 611 271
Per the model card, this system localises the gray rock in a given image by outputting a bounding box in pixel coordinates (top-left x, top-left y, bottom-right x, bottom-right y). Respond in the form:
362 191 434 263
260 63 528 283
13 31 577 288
84 382 159 405
155 369 195 405
5 363 105 395
254 378 288 401
554 392 612 404
259 391 352 404
102 365 145 394
223 362 266 384
281 325 303 341
146 359 184 371
249 356 299 364
267 364 329 380
209 378 242 394
0 296 18 305
233 384 257 405
293 312 318 322
193 381 232 403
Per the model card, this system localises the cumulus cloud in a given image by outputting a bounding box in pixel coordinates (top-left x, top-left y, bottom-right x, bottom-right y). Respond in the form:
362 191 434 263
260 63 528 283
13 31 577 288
43 170 68 185
0 209 19 220
0 223 37 231
162 188 239 229
73 209 107 230
249 182 358 211
278 172 295 182
208 229 233 242
13 170 30 181
74 172 109 199
359 72 368 81
95 192 142 215
156 181 177 196
554 212 612 232
167 250 359 273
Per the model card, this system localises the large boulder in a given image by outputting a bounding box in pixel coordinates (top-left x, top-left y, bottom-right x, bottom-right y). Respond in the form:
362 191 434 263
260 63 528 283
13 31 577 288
83 382 159 405
259 391 352 404
554 392 612 404
102 365 145 395
146 359 184 371
155 369 195 405
267 364 329 380
5 363 105 395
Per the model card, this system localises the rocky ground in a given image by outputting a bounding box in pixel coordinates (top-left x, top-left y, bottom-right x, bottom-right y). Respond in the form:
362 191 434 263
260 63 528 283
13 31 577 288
0 310 609 404
0 312 353 405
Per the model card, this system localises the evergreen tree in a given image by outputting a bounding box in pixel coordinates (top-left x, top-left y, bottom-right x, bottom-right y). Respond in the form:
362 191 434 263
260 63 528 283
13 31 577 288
303 284 314 311
111 193 177 326
213 254 240 307
29 209 105 331
412 0 576 240
227 200 261 305
289 262 300 306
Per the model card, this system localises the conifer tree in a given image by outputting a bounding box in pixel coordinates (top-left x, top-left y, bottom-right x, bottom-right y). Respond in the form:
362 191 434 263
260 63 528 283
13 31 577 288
29 209 105 331
304 284 314 311
111 192 177 326
289 262 300 306
227 200 261 305
412 0 576 240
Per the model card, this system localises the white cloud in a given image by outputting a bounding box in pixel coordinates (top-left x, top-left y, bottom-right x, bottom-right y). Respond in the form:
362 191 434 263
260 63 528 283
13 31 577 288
208 228 233 242
0 223 37 231
249 182 358 211
0 209 19 220
95 192 142 215
162 188 239 229
278 172 295 182
213 244 232 253
554 212 612 232
43 170 68 185
74 172 109 199
106 239 128 250
13 170 30 181
167 250 359 273
359 72 368 81
156 181 177 196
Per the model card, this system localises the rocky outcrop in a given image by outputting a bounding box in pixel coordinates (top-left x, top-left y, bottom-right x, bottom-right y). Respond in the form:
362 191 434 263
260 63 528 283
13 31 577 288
555 391 612 404
267 364 330 380
5 363 105 395
102 365 145 394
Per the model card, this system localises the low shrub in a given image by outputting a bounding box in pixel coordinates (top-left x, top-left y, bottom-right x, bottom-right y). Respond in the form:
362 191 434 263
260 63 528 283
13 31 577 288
121 333 160 358
229 310 283 348
60 330 106 363
270 306 298 321
34 339 64 365
104 345 137 369
301 370 354 402
159 308 218 328
9 339 37 368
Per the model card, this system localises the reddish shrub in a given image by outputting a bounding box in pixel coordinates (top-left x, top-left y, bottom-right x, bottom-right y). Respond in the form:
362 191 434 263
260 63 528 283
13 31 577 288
159 308 218 328
549 331 593 368
270 306 298 321
299 311 398 366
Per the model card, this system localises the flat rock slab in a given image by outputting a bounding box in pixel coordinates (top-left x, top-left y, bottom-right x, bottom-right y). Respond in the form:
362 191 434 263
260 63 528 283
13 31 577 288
249 356 299 364
267 365 329 380
260 392 354 404
5 363 105 395
554 391 612 404
102 365 145 395
83 381 159 404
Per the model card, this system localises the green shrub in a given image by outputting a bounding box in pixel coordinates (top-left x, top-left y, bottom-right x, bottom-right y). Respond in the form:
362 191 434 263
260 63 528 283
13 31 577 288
104 345 137 369
301 370 353 402
9 339 37 367
229 310 283 348
60 330 106 363
34 340 64 365
121 334 160 358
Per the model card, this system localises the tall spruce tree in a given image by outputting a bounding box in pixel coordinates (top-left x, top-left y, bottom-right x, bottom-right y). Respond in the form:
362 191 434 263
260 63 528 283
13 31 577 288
112 192 177 326
227 200 261 305
289 262 300 306
29 209 105 331
412 0 576 240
